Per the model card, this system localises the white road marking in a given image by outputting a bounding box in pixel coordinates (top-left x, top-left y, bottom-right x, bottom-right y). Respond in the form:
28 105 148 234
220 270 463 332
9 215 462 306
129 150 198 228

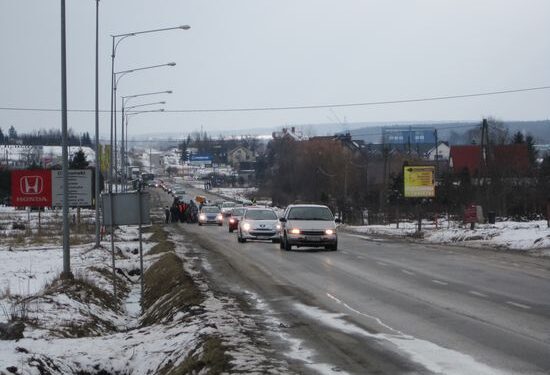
376 261 388 266
401 269 415 276
469 290 488 298
431 279 448 286
506 301 531 310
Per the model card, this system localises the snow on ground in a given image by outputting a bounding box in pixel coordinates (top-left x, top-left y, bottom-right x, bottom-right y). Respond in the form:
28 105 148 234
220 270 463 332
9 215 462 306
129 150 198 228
346 219 550 256
0 207 300 374
294 301 511 375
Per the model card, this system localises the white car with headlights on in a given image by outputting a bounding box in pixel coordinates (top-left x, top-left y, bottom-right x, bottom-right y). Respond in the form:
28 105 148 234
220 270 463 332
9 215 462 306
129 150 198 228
237 207 281 243
198 206 223 226
279 204 340 251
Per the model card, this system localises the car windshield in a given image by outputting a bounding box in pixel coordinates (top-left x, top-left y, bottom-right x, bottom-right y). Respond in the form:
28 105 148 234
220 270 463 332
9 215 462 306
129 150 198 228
288 207 334 220
202 206 220 213
222 202 236 208
245 210 277 220
232 208 245 216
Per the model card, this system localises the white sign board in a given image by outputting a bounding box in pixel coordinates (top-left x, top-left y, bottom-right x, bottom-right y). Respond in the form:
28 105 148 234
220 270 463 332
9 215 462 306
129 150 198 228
52 169 93 207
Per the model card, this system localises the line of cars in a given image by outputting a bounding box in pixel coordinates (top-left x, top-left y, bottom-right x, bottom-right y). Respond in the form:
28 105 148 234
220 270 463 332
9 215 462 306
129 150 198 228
198 201 340 251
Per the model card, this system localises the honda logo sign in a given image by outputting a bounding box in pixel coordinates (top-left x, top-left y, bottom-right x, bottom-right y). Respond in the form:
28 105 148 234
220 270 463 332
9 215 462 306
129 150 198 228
20 176 44 195
11 170 52 207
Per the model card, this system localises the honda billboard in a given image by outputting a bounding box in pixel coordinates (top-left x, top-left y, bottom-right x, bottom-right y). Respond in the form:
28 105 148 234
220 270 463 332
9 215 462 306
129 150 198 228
11 169 53 207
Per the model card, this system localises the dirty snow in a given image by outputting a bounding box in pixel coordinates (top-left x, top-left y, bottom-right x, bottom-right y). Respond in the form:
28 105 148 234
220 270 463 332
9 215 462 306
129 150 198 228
347 219 550 256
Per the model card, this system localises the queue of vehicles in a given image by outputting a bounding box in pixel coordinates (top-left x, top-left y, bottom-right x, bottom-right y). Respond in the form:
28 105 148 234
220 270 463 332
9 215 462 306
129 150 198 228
154 180 340 251
197 200 340 251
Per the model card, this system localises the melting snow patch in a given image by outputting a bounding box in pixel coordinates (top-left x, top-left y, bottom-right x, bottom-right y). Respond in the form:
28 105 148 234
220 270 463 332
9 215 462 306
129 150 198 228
294 302 510 375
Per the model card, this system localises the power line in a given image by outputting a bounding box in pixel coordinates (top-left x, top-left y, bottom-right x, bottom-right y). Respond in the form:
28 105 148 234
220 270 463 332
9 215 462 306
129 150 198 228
1 85 549 114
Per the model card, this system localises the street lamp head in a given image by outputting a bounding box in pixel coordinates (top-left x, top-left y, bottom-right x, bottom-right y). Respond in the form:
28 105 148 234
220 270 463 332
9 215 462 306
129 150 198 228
166 90 173 94
168 62 176 67
179 25 191 30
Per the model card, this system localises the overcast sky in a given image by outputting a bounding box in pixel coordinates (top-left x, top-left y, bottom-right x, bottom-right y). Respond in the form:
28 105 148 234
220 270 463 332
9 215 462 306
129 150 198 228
1 0 549 138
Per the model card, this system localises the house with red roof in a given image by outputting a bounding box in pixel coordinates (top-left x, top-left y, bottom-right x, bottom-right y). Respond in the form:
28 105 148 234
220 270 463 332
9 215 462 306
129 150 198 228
449 144 530 177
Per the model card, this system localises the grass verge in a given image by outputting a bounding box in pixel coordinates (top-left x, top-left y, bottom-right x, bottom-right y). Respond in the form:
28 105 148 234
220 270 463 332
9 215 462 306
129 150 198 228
141 252 203 326
160 336 231 375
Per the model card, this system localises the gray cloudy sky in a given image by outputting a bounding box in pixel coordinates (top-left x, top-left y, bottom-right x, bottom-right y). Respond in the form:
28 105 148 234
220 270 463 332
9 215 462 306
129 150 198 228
1 0 549 138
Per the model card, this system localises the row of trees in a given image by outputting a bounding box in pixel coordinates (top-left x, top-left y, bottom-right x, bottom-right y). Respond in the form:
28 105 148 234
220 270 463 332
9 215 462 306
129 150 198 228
0 126 93 147
256 124 550 224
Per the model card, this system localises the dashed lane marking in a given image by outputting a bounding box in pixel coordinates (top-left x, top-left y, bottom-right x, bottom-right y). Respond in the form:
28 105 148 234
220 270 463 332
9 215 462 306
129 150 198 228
506 301 531 310
376 261 388 266
469 290 488 298
431 279 448 286
401 269 416 276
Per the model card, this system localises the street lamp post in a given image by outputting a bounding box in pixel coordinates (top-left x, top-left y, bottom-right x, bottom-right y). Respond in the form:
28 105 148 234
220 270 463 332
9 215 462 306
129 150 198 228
114 62 175 192
123 108 164 308
121 100 167 191
94 0 101 248
107 24 189 304
120 90 172 165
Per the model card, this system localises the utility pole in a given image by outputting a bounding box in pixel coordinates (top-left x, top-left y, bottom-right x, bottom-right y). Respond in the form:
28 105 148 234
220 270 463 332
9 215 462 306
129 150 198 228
60 0 72 279
434 129 439 177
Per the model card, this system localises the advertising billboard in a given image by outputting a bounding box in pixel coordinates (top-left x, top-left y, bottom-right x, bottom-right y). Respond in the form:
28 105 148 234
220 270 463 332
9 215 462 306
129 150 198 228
11 169 53 207
403 166 435 198
11 169 92 207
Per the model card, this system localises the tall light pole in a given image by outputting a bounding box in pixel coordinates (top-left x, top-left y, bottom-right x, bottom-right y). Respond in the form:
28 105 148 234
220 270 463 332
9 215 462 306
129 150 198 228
60 0 72 279
121 100 167 190
113 62 175 192
109 25 189 192
125 109 165 186
121 89 173 185
107 25 189 303
94 0 101 248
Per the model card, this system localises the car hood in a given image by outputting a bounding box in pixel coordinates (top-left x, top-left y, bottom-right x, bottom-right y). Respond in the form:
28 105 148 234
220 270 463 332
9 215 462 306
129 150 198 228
286 220 336 231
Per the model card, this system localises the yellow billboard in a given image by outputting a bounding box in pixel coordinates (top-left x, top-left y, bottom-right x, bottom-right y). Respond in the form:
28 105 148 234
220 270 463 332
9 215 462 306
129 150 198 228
403 166 435 198
99 144 111 175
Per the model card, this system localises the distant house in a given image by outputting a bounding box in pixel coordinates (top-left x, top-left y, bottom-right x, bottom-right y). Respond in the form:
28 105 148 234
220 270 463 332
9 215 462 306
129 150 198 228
449 144 530 176
426 142 450 161
227 146 255 168
449 145 482 176
272 127 306 141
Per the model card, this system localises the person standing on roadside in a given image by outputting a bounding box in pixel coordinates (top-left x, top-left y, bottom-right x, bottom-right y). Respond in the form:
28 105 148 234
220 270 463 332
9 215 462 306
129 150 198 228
164 206 171 224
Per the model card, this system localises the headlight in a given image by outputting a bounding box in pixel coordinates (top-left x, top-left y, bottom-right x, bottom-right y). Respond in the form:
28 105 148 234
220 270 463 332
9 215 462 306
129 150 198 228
199 214 206 220
243 222 251 231
216 214 223 220
229 218 235 223
325 229 334 235
290 228 301 234
276 224 281 230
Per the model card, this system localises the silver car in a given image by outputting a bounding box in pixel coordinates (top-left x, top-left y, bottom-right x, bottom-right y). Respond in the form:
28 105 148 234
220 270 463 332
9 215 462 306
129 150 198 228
237 207 281 243
279 204 339 251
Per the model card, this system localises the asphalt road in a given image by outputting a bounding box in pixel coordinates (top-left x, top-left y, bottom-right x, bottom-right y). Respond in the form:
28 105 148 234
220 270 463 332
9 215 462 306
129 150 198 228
153 185 550 374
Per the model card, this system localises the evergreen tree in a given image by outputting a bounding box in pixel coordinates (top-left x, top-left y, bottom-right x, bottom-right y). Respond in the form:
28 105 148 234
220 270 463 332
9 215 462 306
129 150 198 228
70 149 89 169
8 126 17 141
512 131 524 144
0 127 4 143
525 135 537 167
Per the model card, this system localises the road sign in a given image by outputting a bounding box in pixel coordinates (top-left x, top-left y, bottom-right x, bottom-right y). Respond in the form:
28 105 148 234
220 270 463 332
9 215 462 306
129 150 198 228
404 166 435 198
102 192 150 226
11 169 53 207
51 169 92 207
